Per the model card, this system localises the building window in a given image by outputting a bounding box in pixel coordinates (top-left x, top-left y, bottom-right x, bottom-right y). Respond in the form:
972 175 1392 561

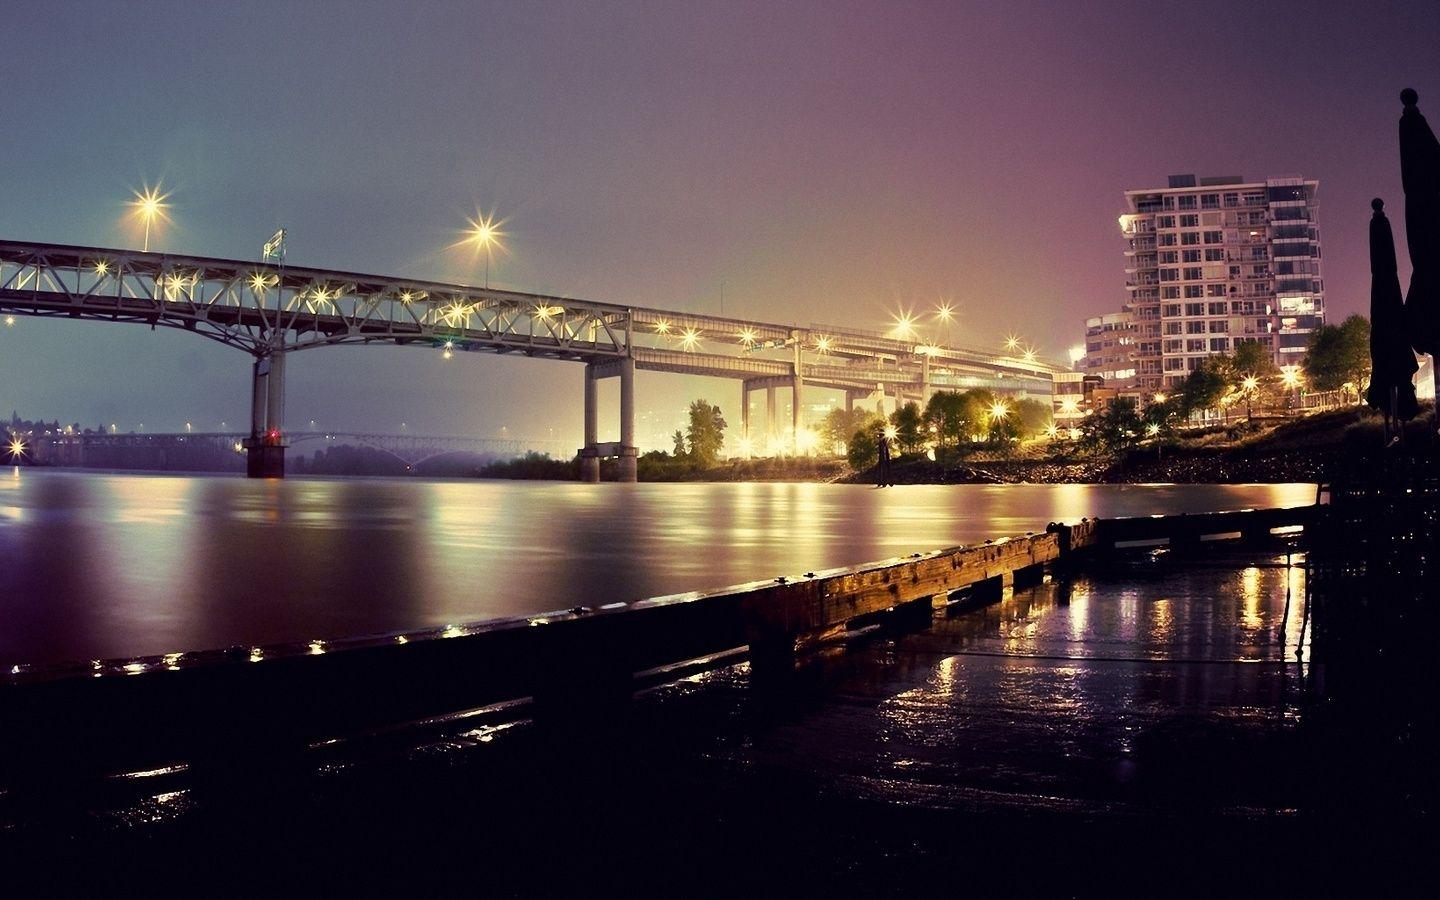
1201 194 1220 209
1209 338 1230 352
1156 215 1176 228
1184 303 1204 316
1182 249 1201 263
1204 248 1225 262
1208 320 1229 333
1178 195 1198 210
1158 234 1177 246
1187 339 1207 352
1160 269 1179 281
1159 250 1178 263
1208 302 1228 315
1183 267 1203 280
1181 232 1200 245
1208 284 1227 297
1161 286 1180 299
1179 214 1199 227
1223 193 1240 207
1186 321 1206 334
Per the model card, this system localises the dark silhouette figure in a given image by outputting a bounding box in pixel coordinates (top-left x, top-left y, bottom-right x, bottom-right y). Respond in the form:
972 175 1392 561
876 430 893 487
1399 88 1440 412
1366 198 1419 445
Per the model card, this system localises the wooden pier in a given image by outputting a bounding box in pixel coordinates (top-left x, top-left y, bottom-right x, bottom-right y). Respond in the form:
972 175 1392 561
0 504 1318 779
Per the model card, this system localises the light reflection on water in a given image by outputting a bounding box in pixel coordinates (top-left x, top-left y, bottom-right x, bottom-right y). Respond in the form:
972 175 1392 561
0 470 1315 666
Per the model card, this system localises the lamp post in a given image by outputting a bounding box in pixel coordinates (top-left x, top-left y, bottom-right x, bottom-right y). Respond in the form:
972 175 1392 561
467 214 503 288
130 187 169 253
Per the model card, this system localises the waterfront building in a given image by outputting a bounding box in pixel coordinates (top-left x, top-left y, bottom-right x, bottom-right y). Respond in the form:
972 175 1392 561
1103 174 1324 394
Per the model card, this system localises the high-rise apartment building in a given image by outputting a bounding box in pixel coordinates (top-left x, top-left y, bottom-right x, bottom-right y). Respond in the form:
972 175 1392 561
1100 174 1324 394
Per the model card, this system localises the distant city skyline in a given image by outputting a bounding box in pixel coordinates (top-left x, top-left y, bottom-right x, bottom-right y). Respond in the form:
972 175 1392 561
1 0 1436 445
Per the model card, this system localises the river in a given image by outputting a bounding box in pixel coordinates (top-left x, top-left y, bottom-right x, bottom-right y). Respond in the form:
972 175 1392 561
0 469 1315 666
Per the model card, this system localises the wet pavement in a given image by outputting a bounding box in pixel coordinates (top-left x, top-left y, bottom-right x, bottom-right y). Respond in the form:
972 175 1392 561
5 543 1392 896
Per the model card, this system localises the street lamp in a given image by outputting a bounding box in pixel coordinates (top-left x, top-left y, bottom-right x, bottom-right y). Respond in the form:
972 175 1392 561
891 312 917 341
466 213 505 288
130 186 169 252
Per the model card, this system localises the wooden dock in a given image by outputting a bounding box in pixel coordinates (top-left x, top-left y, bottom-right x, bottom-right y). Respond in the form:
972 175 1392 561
0 504 1318 778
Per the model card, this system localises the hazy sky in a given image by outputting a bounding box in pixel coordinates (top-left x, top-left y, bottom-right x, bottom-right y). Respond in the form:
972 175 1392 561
1 0 1435 448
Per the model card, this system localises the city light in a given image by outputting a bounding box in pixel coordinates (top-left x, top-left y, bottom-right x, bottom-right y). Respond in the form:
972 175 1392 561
465 212 506 288
680 327 702 351
935 302 954 322
1022 347 1037 363
989 400 1010 422
738 327 757 347
1242 375 1260 392
814 335 833 354
129 185 170 252
891 312 917 340
93 260 109 276
654 319 672 334
1004 334 1021 352
1146 423 1160 436
1060 397 1080 413
1153 392 1168 404
533 304 563 320
882 425 899 441
6 438 24 460
3 316 14 327
248 272 276 294
1281 366 1303 389
1068 345 1085 364
1045 423 1059 438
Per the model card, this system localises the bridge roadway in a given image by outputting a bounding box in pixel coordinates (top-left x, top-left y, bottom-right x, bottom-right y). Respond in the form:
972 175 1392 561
0 239 1066 479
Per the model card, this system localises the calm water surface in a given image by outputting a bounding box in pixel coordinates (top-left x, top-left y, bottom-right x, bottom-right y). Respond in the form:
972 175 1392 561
0 470 1315 665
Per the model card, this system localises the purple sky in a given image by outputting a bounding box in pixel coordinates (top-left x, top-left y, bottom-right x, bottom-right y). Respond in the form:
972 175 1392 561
1 0 1436 447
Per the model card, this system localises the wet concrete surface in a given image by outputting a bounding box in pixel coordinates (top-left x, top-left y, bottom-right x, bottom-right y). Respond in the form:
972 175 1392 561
1 545 1428 896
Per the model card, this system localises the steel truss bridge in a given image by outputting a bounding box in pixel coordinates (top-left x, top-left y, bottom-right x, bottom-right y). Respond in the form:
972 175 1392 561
0 239 1065 479
34 431 573 471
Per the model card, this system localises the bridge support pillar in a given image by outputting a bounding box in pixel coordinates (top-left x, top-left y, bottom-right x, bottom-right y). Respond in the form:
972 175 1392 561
740 382 751 456
618 356 637 482
792 341 804 455
581 363 600 483
845 392 854 414
765 386 777 453
244 351 287 478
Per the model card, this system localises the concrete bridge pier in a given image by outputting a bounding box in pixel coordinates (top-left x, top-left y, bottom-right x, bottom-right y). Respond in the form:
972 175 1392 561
579 356 637 482
244 351 287 478
765 386 777 451
617 356 637 482
791 341 804 455
581 363 600 483
740 381 752 456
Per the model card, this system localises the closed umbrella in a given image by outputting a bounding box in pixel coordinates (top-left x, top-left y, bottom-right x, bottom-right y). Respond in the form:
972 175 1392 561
1366 198 1418 443
1399 89 1440 400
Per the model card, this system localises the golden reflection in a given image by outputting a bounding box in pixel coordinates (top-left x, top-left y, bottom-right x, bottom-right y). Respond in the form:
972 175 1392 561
1240 566 1262 629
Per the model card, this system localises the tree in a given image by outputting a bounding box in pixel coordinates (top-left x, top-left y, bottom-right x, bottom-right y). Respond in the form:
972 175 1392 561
889 401 925 454
819 407 876 456
1079 397 1143 454
1012 398 1052 439
1231 340 1278 379
923 392 968 457
685 400 726 465
1303 314 1371 395
672 429 687 457
847 426 879 471
1179 356 1231 418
